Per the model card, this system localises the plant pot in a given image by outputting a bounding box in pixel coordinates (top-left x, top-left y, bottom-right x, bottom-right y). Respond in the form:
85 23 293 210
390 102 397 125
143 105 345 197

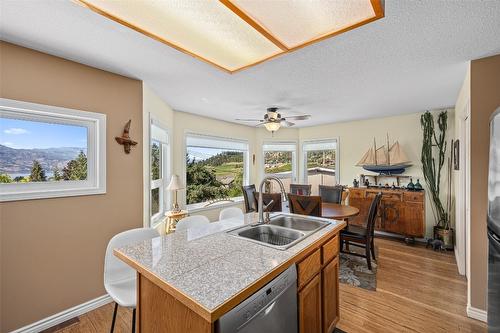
433 226 454 249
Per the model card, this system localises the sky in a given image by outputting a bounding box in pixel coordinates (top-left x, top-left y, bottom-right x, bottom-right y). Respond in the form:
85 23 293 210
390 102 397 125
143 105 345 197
187 147 225 161
0 118 87 149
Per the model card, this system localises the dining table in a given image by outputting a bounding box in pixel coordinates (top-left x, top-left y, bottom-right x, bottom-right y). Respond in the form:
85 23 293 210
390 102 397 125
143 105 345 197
321 202 360 221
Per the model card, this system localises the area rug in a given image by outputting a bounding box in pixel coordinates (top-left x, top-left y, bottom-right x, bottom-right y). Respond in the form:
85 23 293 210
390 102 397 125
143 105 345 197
339 249 378 291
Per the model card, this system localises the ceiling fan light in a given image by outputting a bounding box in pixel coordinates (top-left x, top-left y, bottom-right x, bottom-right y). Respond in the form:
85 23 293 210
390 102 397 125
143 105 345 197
264 122 281 132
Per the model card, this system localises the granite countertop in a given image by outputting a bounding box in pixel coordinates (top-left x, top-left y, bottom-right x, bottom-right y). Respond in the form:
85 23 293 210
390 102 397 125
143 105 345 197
115 212 345 320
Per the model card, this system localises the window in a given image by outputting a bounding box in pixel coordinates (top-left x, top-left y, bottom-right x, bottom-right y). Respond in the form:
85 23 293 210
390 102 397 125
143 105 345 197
150 121 169 224
303 139 338 195
185 134 248 208
263 142 297 193
0 98 106 201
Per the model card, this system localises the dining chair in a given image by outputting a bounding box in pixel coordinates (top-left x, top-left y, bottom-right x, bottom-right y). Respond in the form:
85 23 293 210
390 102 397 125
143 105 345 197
219 206 244 220
254 192 283 212
340 192 382 270
175 215 210 231
319 185 344 204
288 194 322 217
104 228 159 333
242 184 257 213
290 184 312 196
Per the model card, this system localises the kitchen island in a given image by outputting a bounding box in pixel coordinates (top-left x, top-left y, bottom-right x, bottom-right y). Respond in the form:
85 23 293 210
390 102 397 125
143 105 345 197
115 213 346 333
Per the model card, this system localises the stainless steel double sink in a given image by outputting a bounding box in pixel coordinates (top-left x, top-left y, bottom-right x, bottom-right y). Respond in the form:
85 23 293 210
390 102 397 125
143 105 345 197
226 214 330 250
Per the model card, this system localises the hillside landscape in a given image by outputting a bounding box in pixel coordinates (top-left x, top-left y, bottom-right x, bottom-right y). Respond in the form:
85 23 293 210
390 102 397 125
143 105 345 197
0 144 86 176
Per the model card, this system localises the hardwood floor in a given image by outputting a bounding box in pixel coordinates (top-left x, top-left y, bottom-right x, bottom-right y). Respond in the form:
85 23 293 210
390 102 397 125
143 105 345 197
51 238 486 333
337 238 486 333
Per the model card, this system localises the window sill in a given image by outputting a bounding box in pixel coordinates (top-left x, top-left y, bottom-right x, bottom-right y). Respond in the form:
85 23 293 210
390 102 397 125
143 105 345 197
187 197 244 213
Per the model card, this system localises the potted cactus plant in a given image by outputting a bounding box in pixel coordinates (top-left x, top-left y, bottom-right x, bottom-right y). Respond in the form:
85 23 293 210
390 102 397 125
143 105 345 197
420 110 454 248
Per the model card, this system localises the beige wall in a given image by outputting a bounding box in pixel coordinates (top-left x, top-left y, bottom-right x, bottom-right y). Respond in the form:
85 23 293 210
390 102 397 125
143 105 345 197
468 54 500 311
142 84 175 229
0 42 144 332
298 111 455 238
142 86 455 234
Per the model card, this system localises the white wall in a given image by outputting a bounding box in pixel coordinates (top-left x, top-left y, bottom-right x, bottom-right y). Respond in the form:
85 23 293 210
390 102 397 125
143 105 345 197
453 64 470 276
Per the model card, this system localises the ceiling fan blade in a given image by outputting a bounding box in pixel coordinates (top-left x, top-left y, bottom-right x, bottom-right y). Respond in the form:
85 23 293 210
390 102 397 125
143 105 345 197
284 114 311 121
235 118 263 122
282 120 295 127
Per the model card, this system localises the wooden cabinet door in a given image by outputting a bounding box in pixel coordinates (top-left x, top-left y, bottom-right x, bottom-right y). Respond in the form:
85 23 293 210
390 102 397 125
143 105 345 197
380 199 405 234
404 202 425 237
322 257 339 333
348 197 368 226
299 274 322 333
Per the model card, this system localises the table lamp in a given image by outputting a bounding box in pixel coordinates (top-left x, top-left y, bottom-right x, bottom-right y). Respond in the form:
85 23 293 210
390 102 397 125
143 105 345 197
167 175 183 212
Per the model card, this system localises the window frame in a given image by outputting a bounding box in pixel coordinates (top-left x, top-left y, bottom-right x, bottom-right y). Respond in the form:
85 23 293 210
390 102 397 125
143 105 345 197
262 141 298 182
0 98 106 202
184 132 249 211
149 119 170 227
301 137 339 185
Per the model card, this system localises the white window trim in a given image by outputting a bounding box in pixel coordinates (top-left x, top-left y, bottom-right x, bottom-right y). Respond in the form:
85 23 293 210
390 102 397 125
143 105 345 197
0 98 106 202
149 118 170 227
262 140 298 182
184 132 249 210
301 137 339 185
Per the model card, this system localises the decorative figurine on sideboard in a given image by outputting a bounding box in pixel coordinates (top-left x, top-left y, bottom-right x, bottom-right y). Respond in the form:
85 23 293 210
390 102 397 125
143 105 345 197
353 178 359 188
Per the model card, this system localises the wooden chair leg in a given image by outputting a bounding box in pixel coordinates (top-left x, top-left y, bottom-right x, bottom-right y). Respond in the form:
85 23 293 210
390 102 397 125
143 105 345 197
110 303 118 333
366 246 372 271
132 308 136 333
371 239 376 260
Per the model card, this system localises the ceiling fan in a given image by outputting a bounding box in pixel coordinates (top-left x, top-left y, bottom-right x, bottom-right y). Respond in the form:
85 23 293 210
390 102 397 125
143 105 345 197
236 107 311 134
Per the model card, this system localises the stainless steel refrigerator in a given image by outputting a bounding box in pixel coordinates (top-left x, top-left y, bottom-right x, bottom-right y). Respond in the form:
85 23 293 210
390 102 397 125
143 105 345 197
488 107 500 331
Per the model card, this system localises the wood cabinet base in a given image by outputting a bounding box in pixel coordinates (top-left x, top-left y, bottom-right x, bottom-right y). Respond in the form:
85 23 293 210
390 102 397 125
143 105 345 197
138 275 212 333
134 230 342 333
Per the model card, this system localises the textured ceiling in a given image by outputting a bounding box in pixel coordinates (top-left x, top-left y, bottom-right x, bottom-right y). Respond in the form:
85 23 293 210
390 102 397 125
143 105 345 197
1 1 500 127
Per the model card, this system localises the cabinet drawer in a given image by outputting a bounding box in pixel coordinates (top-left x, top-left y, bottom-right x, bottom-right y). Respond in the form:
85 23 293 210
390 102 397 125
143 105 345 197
322 236 339 264
298 249 321 289
404 192 424 202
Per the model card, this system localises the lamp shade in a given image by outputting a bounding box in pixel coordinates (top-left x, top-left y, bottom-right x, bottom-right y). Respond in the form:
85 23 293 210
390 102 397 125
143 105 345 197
264 122 281 132
166 175 184 191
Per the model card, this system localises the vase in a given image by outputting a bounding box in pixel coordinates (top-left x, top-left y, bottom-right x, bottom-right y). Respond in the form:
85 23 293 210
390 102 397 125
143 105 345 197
407 178 415 191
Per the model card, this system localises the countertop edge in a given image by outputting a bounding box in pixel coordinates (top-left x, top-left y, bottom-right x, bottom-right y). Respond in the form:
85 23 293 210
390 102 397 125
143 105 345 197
114 220 346 323
113 249 214 322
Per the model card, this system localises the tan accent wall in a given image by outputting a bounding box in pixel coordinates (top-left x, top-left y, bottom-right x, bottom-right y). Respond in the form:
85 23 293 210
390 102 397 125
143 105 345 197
0 42 143 332
469 54 500 310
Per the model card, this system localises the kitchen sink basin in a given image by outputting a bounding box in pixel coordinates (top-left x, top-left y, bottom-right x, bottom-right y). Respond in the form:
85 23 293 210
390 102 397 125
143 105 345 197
268 215 329 232
227 214 330 250
237 225 304 246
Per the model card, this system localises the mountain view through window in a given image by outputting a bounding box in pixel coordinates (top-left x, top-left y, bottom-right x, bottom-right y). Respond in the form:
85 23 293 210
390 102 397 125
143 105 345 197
0 117 88 183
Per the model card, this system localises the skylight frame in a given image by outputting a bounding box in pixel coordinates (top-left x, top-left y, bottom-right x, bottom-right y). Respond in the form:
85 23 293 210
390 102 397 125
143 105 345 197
75 0 384 74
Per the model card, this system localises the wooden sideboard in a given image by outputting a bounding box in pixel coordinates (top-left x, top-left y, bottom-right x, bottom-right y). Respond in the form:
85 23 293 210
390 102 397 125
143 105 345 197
348 187 425 238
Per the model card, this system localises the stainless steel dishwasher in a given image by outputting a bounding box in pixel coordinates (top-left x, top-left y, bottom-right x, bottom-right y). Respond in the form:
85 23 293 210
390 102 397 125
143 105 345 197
215 265 298 333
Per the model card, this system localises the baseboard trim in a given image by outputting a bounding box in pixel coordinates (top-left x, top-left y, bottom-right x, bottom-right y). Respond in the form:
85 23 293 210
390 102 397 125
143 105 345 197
9 294 113 333
466 305 488 322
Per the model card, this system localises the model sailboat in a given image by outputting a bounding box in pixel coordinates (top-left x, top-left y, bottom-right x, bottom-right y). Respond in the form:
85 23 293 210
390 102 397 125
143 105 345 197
356 135 412 174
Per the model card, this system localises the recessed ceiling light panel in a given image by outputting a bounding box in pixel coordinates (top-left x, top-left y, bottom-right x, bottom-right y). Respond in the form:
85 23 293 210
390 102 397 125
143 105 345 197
78 0 282 72
76 0 383 73
227 0 380 49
